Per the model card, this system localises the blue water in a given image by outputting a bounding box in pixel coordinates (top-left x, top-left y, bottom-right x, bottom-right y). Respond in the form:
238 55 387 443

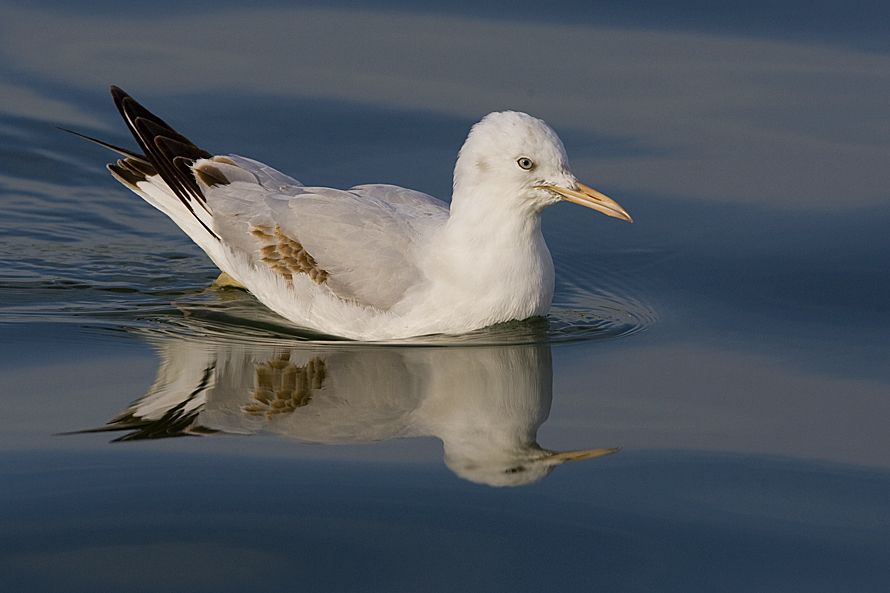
1 1 889 591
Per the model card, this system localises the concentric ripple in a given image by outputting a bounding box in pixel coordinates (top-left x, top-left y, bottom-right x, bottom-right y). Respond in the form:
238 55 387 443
110 280 656 347
0 242 656 347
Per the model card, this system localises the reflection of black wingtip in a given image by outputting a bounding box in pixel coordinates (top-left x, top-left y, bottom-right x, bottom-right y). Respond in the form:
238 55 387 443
53 428 104 437
59 417 218 443
59 363 217 442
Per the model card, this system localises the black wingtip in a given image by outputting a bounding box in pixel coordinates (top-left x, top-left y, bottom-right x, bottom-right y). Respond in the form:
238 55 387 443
109 85 219 239
59 126 150 163
110 85 130 118
110 84 127 100
108 161 143 186
107 85 221 241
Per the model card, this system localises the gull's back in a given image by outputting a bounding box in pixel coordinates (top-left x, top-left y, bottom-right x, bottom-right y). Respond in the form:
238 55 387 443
207 155 449 309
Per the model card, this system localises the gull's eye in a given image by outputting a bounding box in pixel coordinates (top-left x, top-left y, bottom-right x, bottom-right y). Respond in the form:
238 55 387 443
516 157 534 170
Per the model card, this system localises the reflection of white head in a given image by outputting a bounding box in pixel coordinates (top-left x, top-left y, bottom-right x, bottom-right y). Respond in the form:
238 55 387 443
445 446 618 488
101 333 616 487
413 343 554 487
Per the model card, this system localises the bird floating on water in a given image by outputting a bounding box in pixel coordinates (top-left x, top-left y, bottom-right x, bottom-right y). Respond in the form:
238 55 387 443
77 86 632 340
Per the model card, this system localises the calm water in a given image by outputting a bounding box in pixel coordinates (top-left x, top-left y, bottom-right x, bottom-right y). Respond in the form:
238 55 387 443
2 2 890 591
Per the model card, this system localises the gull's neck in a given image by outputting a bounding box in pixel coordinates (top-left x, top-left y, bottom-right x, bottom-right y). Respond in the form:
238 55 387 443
447 174 548 242
412 182 555 328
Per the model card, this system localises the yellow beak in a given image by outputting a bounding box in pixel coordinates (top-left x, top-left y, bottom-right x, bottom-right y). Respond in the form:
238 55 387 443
539 181 633 222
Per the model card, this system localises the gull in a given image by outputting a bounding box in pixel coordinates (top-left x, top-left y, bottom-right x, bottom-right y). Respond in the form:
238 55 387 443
76 86 631 340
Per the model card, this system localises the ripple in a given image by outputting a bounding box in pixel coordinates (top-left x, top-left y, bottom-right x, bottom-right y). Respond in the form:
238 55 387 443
0 264 655 346
110 282 657 347
1 215 656 345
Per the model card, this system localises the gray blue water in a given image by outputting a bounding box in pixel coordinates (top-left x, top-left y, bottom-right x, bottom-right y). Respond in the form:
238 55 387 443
1 2 889 591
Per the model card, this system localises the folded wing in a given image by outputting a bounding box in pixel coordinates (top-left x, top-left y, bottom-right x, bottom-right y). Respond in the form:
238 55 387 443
203 157 449 309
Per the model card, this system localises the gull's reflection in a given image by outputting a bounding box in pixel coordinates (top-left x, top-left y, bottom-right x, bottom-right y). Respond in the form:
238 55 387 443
96 334 616 487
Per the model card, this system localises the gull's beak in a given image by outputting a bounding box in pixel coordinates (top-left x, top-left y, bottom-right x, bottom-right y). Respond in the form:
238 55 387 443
543 447 621 466
540 181 633 222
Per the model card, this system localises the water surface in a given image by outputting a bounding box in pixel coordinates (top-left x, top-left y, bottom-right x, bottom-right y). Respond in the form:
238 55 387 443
1 1 889 591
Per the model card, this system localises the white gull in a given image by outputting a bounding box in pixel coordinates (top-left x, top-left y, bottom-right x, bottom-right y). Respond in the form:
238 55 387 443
78 86 632 340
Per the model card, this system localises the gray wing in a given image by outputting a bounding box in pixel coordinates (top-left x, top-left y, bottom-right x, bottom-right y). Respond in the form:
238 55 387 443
205 155 449 309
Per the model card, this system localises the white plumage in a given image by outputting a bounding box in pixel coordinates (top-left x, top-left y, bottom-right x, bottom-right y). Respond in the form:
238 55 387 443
91 87 631 340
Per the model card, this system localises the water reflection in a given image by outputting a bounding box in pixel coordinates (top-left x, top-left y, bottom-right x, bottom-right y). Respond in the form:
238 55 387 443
90 332 617 486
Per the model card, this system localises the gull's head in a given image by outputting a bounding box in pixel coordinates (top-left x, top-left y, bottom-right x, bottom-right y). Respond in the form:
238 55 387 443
453 111 631 222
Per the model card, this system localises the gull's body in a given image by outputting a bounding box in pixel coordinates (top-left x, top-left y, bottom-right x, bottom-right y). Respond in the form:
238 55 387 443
89 87 630 340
